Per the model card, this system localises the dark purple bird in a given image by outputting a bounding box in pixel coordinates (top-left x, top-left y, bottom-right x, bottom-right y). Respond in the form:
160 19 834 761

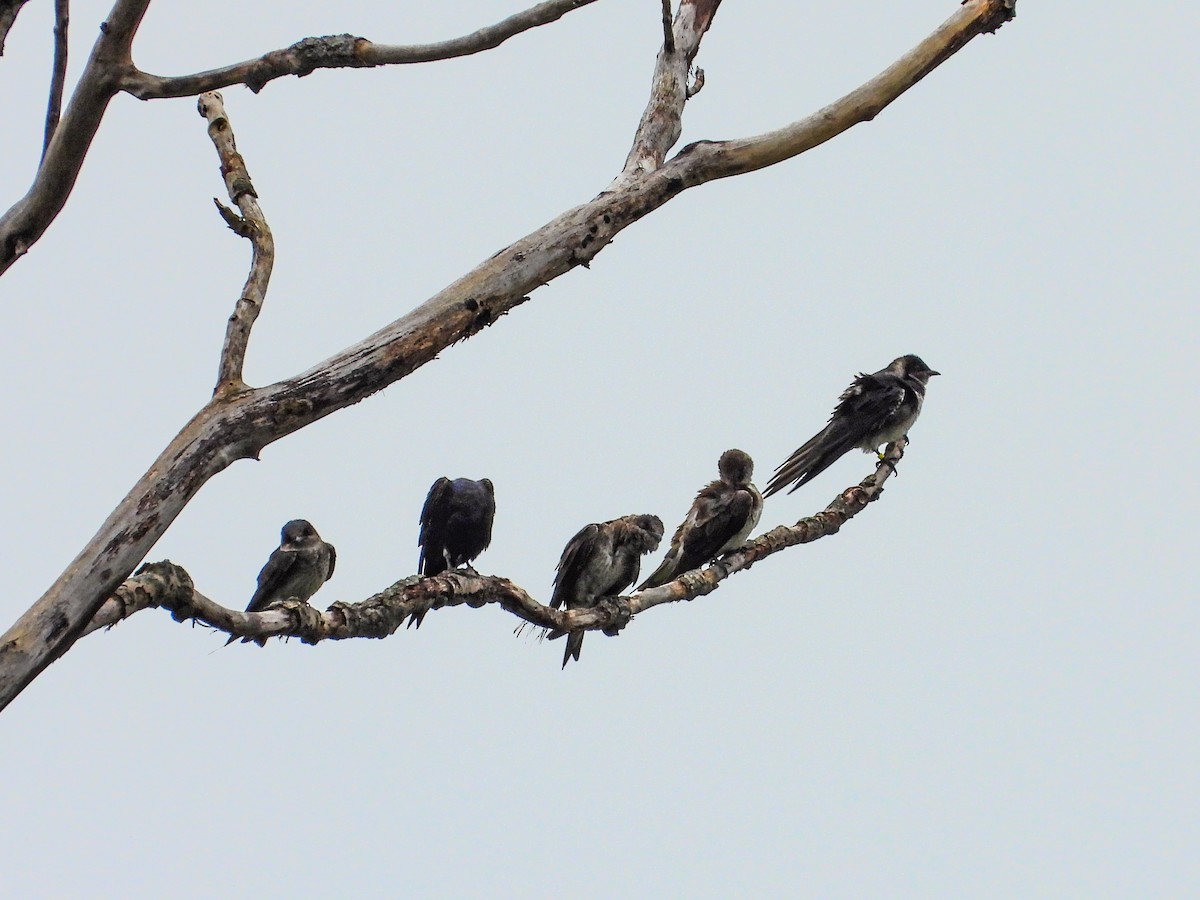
415 477 496 627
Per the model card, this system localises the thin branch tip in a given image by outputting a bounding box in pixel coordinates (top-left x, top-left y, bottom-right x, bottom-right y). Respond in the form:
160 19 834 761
41 0 70 160
124 1 603 99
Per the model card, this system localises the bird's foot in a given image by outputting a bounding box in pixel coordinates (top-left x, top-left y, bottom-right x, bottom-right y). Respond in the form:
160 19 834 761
877 456 900 477
709 556 734 579
598 595 633 636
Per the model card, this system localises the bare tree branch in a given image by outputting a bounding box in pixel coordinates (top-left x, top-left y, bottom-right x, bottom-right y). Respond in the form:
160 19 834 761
196 91 274 397
677 0 1016 179
83 442 908 649
0 0 1015 711
41 0 70 161
0 0 151 275
615 0 721 188
0 0 31 55
121 0 603 100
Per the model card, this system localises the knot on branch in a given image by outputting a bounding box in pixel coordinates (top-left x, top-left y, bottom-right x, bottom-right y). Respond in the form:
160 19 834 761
677 568 714 600
287 34 367 75
270 598 326 644
224 159 257 202
599 596 633 636
332 575 422 638
243 35 369 92
196 91 225 122
130 560 196 621
272 397 314 424
328 600 393 643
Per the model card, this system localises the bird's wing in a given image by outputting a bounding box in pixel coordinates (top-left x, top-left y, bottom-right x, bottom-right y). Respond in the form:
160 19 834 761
246 548 297 613
832 372 907 436
637 485 719 591
325 543 336 581
551 523 603 609
480 479 496 549
690 489 756 560
636 551 679 591
418 477 452 575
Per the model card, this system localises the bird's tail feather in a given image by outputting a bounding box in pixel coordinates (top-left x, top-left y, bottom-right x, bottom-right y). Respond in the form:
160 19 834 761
636 554 676 592
763 423 857 496
223 635 267 647
562 631 584 668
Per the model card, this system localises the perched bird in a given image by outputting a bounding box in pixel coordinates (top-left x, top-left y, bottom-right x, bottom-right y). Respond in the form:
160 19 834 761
414 476 496 628
638 449 763 591
418 477 496 576
228 519 336 646
549 514 664 668
763 355 939 497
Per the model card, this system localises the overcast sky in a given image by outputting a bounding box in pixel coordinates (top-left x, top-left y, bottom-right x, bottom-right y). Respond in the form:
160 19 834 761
2 1 1196 896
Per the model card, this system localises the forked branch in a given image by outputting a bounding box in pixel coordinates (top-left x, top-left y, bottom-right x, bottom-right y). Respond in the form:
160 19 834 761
0 0 153 275
616 0 722 186
0 0 602 275
0 0 1015 711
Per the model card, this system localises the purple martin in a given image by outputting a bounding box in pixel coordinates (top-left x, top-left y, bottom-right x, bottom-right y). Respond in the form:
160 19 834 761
549 514 664 668
414 476 496 627
227 519 336 646
637 449 763 591
763 355 939 497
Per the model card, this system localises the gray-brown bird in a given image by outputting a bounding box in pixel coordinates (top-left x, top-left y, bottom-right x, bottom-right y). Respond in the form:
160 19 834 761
638 449 762 591
549 514 664 667
763 354 939 497
228 519 336 646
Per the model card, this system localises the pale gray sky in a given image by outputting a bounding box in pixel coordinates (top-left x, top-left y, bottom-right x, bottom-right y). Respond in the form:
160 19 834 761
2 2 1197 897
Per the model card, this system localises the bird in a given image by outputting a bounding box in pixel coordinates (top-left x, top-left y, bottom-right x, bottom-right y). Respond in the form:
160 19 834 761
763 354 939 497
549 514 664 668
637 448 763 591
414 476 496 628
228 519 336 646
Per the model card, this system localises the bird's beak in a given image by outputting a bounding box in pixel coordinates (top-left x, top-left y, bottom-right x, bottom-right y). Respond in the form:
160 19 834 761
929 370 941 376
